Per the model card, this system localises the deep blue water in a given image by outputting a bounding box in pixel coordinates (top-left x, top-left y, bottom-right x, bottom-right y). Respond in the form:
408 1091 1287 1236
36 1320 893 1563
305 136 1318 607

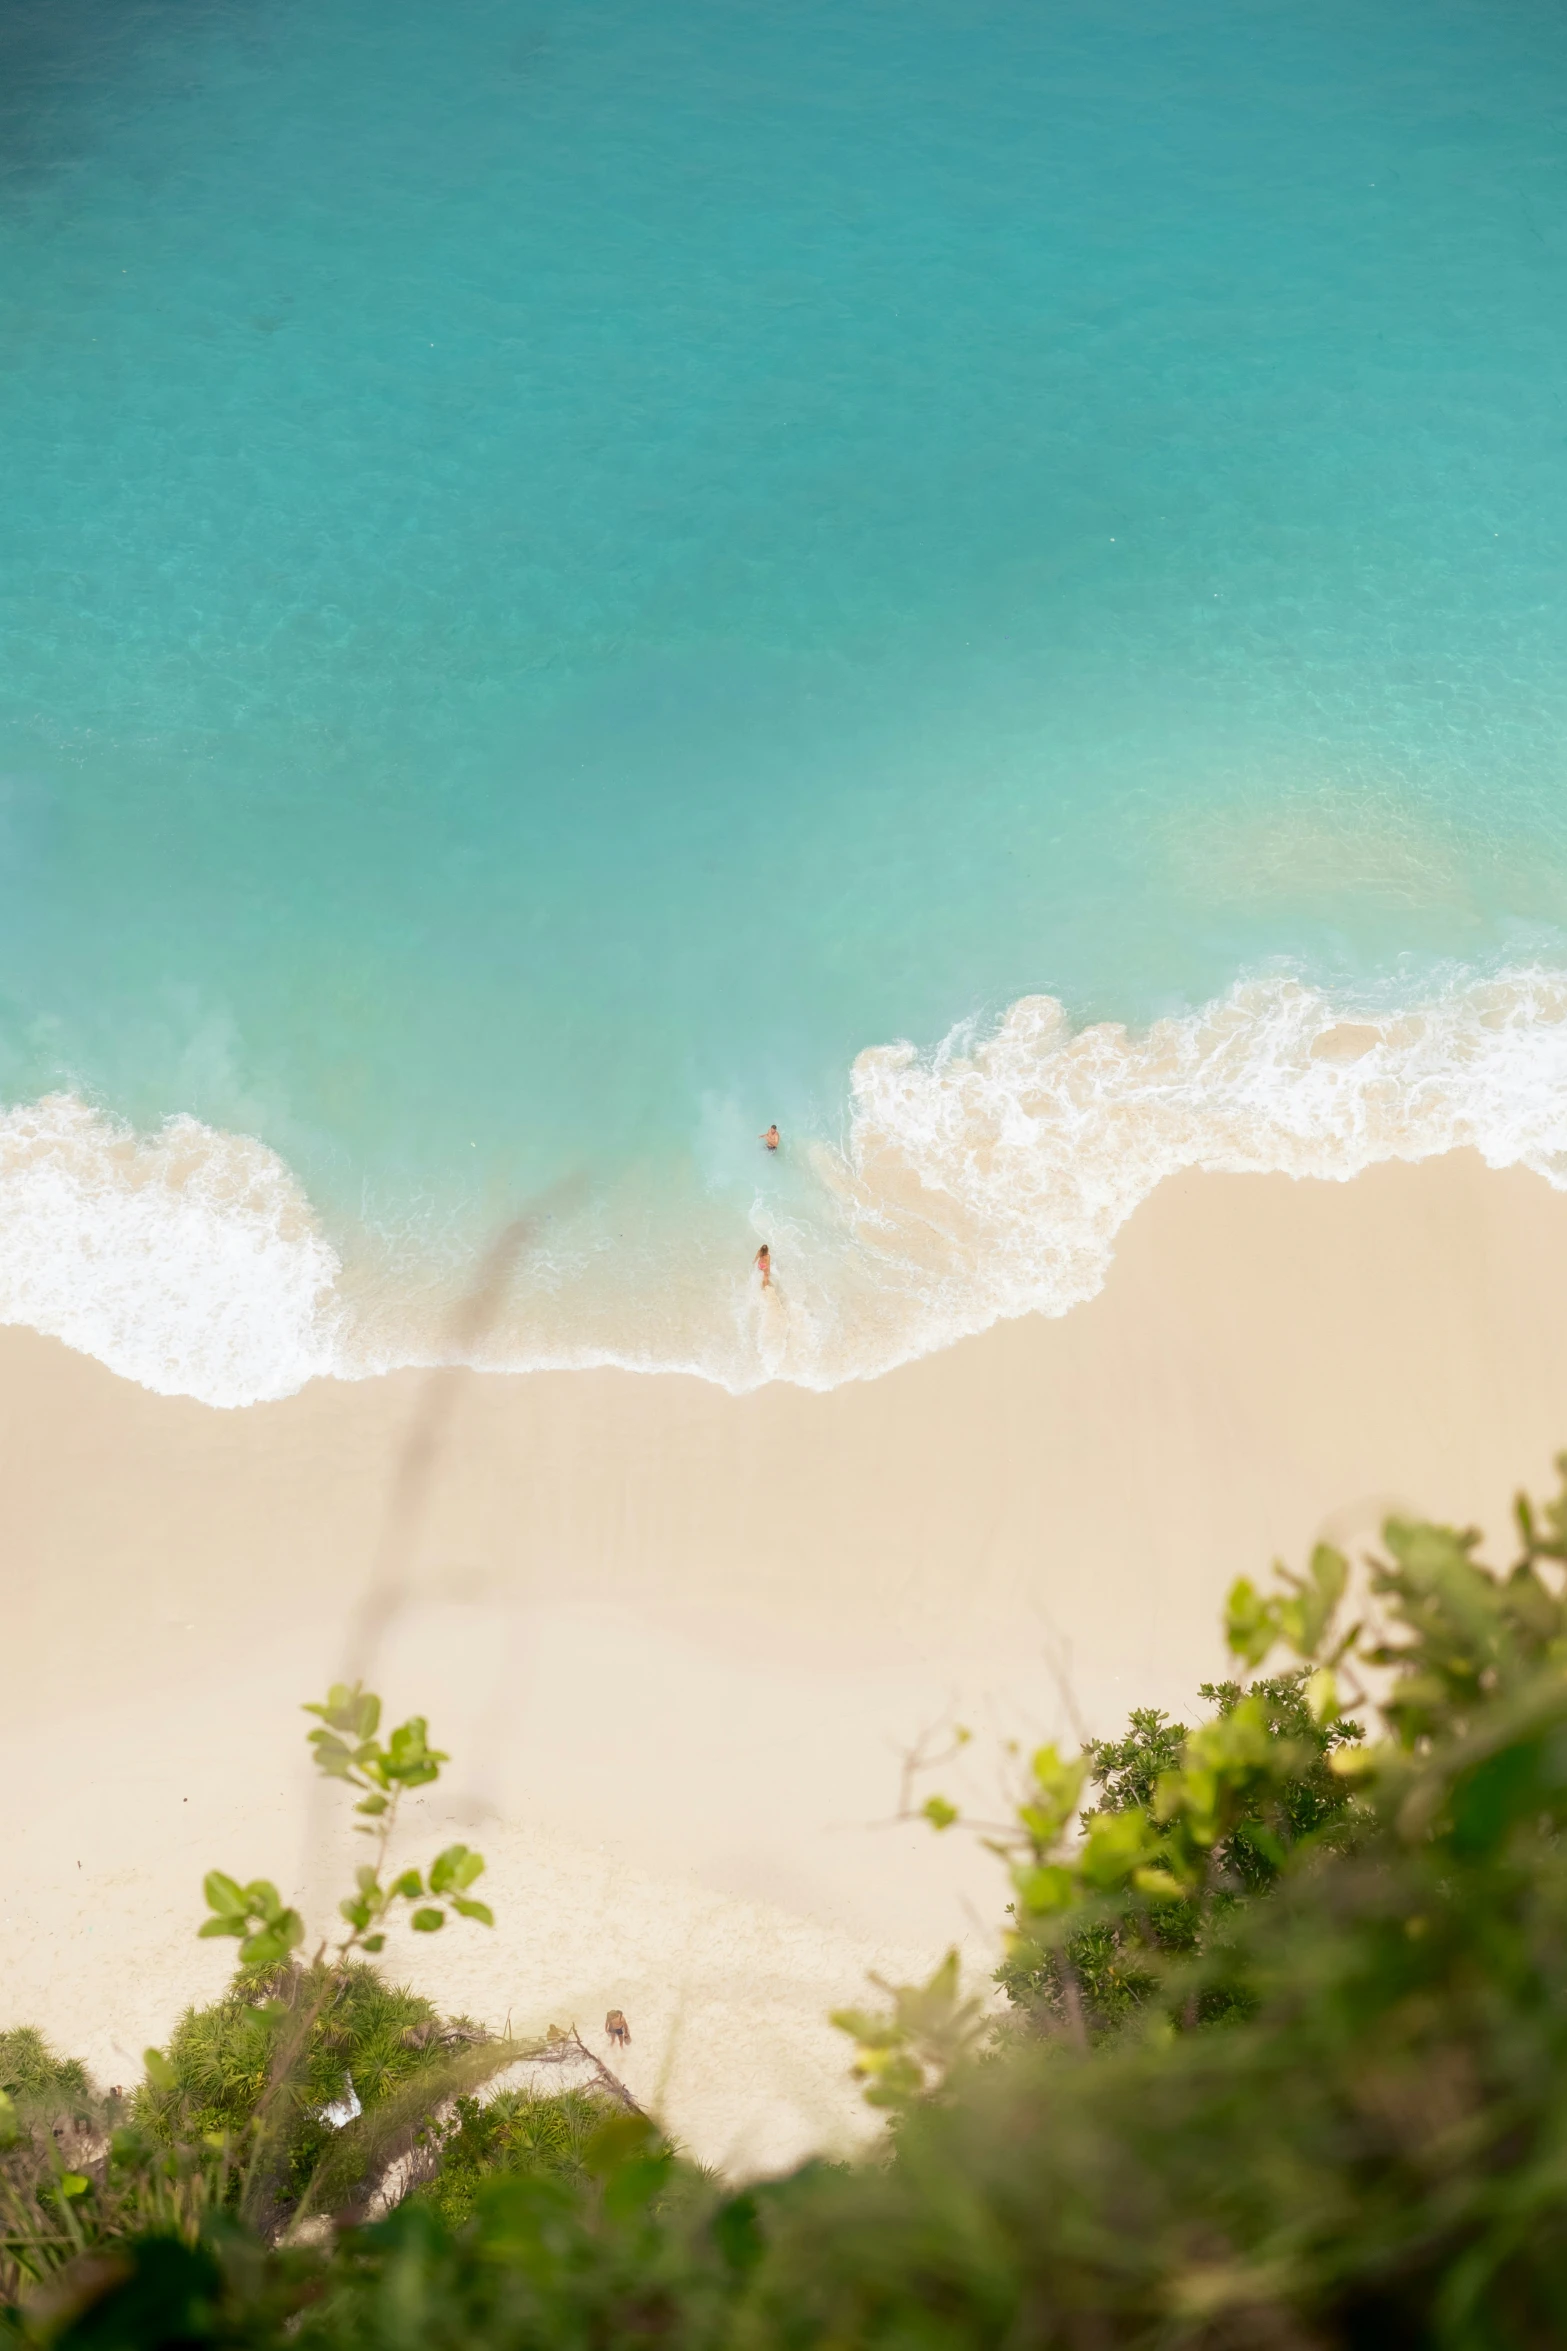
3 0 1567 1399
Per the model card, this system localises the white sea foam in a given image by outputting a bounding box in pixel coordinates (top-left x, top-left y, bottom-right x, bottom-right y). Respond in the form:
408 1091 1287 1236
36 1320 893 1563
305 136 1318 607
802 967 1567 1380
0 1094 339 1406
5 969 1567 1407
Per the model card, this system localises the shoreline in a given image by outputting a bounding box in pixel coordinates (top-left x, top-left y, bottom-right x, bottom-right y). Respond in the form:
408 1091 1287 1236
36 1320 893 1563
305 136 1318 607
7 1149 1567 2171
14 965 1567 1409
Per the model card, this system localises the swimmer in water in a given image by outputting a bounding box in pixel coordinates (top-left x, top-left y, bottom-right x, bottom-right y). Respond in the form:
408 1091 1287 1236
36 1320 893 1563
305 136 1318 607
755 1244 772 1288
760 1124 780 1151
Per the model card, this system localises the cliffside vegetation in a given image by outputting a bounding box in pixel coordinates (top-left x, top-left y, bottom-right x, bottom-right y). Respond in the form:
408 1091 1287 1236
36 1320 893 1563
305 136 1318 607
12 1462 1567 2345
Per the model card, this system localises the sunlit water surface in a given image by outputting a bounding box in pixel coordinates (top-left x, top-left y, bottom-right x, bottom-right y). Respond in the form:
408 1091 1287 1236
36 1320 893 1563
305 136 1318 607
3 0 1567 1399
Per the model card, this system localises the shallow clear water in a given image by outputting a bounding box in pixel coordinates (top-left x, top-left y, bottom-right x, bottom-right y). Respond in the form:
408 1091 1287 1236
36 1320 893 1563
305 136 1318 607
3 0 1567 1399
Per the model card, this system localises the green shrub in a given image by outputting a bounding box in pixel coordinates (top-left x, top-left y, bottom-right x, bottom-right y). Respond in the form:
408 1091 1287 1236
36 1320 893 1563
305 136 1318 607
23 1465 1567 2345
413 2088 611 2227
997 1671 1364 2030
137 1962 486 2217
0 2036 90 2119
297 2112 747 2351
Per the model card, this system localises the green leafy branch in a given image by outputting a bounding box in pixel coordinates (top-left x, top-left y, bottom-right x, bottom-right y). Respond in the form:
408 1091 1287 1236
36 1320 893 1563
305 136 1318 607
197 1877 305 1971
831 1951 989 2110
861 1466 1567 2089
174 1682 498 2231
915 1544 1367 1973
845 1550 1373 2090
197 1683 493 1970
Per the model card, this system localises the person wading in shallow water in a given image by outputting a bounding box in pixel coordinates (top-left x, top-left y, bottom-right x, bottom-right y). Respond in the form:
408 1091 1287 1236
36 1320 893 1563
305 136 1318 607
760 1123 780 1151
755 1243 772 1288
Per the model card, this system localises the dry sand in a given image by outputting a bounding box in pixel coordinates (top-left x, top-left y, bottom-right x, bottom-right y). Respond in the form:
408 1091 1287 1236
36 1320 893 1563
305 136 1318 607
6 1149 1567 2172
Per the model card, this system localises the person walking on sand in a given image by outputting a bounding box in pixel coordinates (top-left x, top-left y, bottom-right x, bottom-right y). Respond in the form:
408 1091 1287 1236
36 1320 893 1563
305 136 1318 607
755 1243 772 1288
760 1123 780 1151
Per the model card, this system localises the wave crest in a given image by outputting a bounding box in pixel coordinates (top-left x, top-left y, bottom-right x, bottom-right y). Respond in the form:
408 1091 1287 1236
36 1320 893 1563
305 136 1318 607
6 970 1567 1406
817 969 1567 1365
0 1095 339 1405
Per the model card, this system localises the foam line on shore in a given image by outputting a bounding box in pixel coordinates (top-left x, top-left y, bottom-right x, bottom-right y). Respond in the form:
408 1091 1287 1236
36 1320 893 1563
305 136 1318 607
6 967 1567 1405
807 966 1567 1376
0 1094 339 1406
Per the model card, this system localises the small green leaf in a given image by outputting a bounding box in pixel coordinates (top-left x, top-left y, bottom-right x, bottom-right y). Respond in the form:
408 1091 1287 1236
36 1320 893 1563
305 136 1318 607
429 1843 484 1895
1132 1865 1187 1901
829 2005 892 2045
307 1731 358 1781
1224 1576 1280 1668
304 1683 381 1739
354 1793 389 1816
388 1869 424 1901
202 1870 248 1918
361 1933 386 1953
382 1716 448 1788
410 1906 446 1932
1012 1861 1077 1917
198 1916 246 1939
143 2048 178 2092
449 1894 494 1926
921 1796 959 1831
1025 1745 1088 1839
239 1908 303 1967
57 2173 90 2200
0 2091 22 2151
1305 1665 1340 1726
1079 1808 1158 1889
1309 1542 1349 1613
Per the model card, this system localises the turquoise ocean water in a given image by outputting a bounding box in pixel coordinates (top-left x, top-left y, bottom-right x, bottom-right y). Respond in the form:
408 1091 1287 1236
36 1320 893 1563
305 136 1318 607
4 0 1567 1402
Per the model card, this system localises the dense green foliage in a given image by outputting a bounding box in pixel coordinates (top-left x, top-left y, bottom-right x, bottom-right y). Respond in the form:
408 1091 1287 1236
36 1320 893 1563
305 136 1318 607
138 1963 488 2216
302 2111 748 2351
0 2039 90 2120
997 1672 1364 2030
0 1687 584 2300
411 2090 610 2228
14 1466 1567 2342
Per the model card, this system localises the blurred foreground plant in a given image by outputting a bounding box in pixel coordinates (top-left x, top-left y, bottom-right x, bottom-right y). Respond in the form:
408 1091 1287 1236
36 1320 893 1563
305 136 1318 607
198 1683 492 1971
841 1457 1567 2094
0 1684 520 2300
0 2028 231 2309
163 1684 503 2235
20 1466 1567 2344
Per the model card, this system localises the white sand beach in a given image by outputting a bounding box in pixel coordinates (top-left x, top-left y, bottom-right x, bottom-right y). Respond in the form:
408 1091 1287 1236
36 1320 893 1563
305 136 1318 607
6 1150 1567 2173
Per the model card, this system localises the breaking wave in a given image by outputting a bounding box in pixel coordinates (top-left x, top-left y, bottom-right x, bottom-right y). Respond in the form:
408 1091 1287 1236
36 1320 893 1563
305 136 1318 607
794 966 1567 1382
6 966 1567 1405
0 1095 340 1406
